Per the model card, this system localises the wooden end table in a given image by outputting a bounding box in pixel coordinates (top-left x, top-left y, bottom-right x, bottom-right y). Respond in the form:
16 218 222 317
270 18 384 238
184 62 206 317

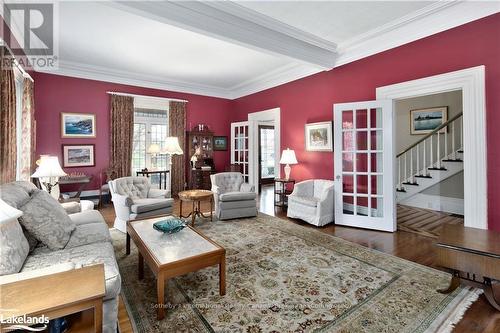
436 223 500 311
127 216 226 320
0 264 105 332
274 178 295 209
178 189 214 226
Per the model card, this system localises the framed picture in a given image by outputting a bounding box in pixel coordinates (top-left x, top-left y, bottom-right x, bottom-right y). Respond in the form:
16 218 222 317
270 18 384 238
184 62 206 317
62 144 95 167
410 107 448 135
61 113 96 138
305 121 333 151
213 136 228 151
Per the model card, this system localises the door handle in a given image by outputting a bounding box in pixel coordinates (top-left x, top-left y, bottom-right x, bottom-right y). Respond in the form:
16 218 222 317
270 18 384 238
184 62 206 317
335 175 341 181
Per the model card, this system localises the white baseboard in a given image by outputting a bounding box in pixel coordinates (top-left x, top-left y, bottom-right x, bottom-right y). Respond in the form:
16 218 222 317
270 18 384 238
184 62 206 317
400 194 464 215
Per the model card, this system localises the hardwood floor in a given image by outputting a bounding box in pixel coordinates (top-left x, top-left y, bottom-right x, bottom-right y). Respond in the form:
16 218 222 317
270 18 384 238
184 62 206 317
100 187 500 333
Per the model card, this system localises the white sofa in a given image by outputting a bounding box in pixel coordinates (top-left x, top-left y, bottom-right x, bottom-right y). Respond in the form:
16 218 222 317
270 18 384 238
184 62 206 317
287 179 335 226
109 177 174 232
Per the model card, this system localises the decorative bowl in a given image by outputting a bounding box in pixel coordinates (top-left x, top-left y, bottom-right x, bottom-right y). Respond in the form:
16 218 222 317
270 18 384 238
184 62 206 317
153 219 186 234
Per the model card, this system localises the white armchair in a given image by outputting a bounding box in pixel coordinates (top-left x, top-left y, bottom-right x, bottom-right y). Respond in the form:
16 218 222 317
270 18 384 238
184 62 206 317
210 172 258 220
108 177 174 232
287 179 335 226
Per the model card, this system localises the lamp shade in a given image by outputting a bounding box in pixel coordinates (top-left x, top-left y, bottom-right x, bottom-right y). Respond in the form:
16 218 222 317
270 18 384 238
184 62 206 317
279 148 298 165
0 198 23 222
31 156 67 178
147 144 161 154
161 137 183 155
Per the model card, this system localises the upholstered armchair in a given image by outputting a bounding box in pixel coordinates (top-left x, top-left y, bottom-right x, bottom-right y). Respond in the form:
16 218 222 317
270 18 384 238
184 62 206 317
210 172 258 220
109 177 174 232
287 179 335 227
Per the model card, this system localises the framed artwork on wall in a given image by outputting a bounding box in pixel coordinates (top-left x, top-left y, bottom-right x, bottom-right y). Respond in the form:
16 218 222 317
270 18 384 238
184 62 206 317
305 121 333 151
62 144 95 167
61 112 96 138
410 107 448 135
213 136 228 151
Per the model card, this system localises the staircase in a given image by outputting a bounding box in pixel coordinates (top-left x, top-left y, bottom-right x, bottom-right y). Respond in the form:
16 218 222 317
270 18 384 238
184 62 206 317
396 112 463 202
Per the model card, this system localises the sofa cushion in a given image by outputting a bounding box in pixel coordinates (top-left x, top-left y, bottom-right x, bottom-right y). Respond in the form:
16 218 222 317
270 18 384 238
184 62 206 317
61 201 81 214
289 195 320 208
219 191 256 202
0 218 29 275
65 223 111 249
22 226 38 253
69 210 106 226
22 242 121 300
0 183 31 208
130 198 174 214
219 200 257 210
18 190 76 250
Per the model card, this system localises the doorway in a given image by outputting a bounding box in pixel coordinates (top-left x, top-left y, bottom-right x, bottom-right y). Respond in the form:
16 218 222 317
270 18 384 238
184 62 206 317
258 125 275 191
377 66 487 230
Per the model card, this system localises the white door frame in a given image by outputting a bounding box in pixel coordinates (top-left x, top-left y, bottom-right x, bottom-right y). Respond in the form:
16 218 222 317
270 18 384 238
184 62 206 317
376 66 487 229
248 108 281 192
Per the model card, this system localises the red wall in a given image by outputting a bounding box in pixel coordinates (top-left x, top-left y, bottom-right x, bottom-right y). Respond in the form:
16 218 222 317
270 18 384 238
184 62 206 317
33 72 232 191
232 14 500 231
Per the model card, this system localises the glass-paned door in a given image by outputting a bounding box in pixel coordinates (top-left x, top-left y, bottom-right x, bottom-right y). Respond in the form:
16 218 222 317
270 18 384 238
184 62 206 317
259 125 275 184
333 100 395 232
231 121 249 182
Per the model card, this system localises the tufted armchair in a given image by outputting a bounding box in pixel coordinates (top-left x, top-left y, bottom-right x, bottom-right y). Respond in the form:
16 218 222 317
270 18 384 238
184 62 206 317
210 172 258 220
108 177 174 232
287 179 335 227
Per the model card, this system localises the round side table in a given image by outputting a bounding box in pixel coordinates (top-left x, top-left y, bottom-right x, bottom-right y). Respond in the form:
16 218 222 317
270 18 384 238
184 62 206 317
178 189 214 226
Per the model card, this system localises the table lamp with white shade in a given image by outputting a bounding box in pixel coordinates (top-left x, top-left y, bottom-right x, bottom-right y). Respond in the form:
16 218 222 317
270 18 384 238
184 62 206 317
161 137 184 169
280 148 298 180
147 143 161 155
31 155 67 195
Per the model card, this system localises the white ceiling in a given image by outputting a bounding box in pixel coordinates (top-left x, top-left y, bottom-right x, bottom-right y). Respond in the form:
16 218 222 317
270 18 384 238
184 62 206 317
33 1 498 99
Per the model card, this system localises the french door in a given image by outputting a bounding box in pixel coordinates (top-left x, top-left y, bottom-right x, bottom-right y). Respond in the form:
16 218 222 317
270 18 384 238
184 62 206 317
230 121 249 182
333 100 396 232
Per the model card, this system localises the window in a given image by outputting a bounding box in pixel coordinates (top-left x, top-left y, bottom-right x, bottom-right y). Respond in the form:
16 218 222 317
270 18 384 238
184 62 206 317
131 107 169 188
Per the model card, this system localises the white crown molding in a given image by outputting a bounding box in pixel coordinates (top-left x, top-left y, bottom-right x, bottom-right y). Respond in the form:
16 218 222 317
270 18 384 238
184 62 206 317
38 60 234 99
34 1 499 100
106 0 337 69
232 1 499 98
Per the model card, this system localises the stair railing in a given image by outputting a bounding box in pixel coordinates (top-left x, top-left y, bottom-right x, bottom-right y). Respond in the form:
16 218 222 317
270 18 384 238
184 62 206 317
396 112 463 192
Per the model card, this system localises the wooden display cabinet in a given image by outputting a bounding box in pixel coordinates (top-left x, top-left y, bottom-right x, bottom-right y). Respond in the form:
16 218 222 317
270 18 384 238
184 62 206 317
186 124 215 190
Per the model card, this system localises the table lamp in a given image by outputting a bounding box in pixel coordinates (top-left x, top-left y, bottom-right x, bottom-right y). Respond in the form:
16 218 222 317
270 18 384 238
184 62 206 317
161 137 184 166
280 148 298 180
31 155 67 194
147 144 161 155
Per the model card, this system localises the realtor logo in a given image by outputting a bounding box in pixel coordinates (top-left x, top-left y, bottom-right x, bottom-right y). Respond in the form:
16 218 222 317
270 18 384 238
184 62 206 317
1 1 58 69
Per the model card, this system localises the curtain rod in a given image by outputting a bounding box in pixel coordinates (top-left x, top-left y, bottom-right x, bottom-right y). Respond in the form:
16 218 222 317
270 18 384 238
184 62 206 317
0 41 34 82
106 91 188 103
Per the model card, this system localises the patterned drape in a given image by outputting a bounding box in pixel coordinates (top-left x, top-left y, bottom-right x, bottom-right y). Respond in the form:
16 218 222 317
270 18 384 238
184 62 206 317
110 95 134 178
0 48 17 184
169 101 186 197
19 78 35 180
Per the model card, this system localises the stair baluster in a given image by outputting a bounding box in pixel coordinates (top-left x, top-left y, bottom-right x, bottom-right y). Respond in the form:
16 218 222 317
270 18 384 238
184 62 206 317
452 121 456 160
437 132 441 169
410 148 414 183
430 135 434 169
416 145 420 177
423 138 427 176
444 124 448 159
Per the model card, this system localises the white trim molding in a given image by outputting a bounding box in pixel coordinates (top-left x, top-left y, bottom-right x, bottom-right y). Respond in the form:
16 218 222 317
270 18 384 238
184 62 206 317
376 66 487 229
248 108 281 192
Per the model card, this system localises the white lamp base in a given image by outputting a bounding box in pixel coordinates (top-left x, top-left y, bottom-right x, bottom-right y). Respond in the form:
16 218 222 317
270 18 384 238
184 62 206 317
284 164 291 180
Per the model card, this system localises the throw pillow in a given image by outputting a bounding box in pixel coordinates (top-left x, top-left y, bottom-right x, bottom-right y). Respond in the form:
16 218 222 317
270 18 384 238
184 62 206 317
0 218 30 275
19 190 76 250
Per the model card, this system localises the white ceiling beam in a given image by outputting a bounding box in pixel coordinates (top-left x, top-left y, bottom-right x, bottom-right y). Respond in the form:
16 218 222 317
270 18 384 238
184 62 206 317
108 0 337 69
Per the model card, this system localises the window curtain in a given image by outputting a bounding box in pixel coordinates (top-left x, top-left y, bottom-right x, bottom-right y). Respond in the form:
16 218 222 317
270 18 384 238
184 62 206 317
0 47 17 184
110 95 134 178
19 78 35 180
169 101 186 197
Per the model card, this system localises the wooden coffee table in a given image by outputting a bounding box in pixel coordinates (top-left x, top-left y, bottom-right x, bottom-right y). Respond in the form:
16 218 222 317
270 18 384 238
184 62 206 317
127 216 226 320
178 189 214 225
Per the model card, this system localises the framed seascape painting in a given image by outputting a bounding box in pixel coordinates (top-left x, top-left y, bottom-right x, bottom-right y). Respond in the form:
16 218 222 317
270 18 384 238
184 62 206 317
62 144 95 167
213 136 228 151
61 113 96 138
305 121 333 152
410 107 448 135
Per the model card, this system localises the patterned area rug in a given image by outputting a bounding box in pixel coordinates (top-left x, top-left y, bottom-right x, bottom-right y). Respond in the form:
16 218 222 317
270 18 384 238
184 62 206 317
397 205 464 238
112 214 479 332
